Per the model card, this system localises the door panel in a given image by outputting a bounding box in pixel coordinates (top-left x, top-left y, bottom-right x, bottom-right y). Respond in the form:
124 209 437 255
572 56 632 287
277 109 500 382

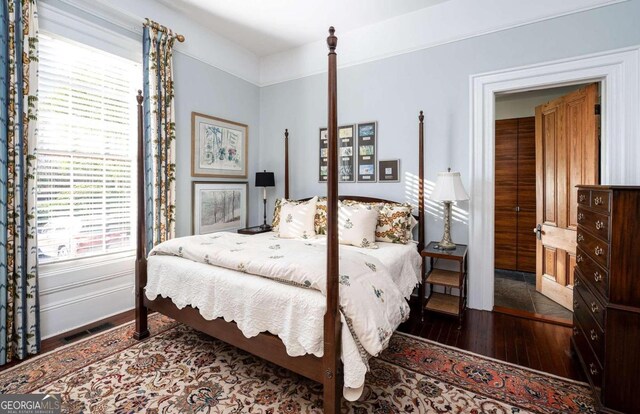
495 119 518 270
535 83 599 310
517 118 536 272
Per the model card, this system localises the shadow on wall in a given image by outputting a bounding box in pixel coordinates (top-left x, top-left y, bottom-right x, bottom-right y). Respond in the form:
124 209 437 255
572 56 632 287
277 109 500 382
404 172 469 225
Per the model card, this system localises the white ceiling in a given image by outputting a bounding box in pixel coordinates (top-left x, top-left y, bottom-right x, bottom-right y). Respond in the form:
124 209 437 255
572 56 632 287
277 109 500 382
155 0 450 56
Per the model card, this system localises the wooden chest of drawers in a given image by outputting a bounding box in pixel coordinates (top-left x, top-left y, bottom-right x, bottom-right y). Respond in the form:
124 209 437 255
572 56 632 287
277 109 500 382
573 186 640 413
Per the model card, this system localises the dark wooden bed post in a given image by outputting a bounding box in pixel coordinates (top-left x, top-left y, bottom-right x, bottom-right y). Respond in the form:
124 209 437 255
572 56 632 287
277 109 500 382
418 111 425 251
323 26 342 414
284 129 289 200
417 111 426 317
134 90 150 340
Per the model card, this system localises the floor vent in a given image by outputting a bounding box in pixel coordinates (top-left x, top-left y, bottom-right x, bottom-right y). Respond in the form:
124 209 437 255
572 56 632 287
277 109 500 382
62 322 115 344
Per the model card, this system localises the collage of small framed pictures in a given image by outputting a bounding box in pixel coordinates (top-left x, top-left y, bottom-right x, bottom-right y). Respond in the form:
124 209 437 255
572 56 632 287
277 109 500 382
319 125 356 182
356 122 376 182
319 121 401 183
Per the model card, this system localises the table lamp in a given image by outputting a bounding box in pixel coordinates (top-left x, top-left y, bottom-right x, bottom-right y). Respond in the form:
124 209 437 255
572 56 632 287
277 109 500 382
430 168 469 250
255 170 275 229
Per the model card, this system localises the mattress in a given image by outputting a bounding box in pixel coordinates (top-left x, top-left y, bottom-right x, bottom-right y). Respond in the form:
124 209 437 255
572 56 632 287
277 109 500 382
145 232 421 399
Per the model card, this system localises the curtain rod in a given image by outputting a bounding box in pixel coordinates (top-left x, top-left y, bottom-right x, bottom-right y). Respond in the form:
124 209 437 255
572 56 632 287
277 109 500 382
144 18 185 43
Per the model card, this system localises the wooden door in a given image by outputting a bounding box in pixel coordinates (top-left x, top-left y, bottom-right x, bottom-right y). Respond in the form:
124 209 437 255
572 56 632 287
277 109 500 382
516 118 536 272
535 83 599 309
494 117 536 273
495 119 518 270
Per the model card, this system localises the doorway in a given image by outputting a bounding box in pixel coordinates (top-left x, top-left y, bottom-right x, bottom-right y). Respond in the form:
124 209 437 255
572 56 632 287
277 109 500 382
493 83 600 323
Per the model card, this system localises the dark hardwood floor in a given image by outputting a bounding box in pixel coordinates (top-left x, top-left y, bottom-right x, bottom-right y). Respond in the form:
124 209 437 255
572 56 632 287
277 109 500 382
398 303 584 381
2 306 584 383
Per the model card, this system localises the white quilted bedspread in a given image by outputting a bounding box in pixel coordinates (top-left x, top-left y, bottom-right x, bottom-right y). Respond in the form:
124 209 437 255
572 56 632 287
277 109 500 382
145 232 420 399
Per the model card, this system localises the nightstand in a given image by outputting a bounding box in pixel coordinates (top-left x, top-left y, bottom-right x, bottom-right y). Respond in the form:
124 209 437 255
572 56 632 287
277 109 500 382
237 225 272 235
420 241 468 327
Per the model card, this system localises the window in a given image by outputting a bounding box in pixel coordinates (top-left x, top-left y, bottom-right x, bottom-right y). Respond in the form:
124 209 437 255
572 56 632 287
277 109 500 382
37 33 140 264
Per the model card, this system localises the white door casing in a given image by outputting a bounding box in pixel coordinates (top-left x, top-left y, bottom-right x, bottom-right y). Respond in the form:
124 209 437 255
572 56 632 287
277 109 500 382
468 45 640 311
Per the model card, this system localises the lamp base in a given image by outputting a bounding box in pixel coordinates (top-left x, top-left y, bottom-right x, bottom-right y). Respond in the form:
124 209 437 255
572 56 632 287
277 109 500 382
435 240 457 250
436 201 457 250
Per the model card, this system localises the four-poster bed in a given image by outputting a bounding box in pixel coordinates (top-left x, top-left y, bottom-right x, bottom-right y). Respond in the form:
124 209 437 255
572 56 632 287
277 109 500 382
134 27 426 413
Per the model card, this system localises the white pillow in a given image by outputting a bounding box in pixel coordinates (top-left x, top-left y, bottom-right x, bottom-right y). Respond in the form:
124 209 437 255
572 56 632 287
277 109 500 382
338 202 378 249
278 196 318 239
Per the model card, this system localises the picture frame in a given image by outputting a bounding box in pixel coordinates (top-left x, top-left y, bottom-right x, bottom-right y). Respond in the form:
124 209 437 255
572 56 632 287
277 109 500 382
356 121 377 182
191 112 248 178
319 125 356 182
338 125 355 182
378 159 401 182
192 181 248 235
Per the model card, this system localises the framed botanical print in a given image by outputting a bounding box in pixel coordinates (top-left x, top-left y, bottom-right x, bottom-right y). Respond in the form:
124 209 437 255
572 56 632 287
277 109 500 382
319 128 328 182
191 112 248 178
192 181 248 234
338 125 355 182
357 121 377 182
378 159 400 182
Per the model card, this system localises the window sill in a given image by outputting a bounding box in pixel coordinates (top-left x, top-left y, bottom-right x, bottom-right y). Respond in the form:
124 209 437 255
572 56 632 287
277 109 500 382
39 250 135 278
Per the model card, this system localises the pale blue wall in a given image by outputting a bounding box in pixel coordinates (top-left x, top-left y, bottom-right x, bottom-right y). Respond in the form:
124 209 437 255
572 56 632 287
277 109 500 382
173 54 261 236
259 0 640 245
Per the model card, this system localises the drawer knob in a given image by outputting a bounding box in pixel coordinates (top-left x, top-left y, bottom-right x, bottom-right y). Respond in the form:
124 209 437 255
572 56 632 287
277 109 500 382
590 329 599 341
595 220 604 230
575 278 580 287
579 194 587 202
594 271 602 282
594 246 604 256
573 327 579 336
594 196 603 206
577 255 583 263
591 302 600 314
577 234 584 242
589 363 599 376
574 299 579 309
578 212 585 221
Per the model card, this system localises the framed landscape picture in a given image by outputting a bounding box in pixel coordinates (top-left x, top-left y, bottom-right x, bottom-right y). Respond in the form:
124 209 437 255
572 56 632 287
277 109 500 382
378 159 400 182
192 182 248 234
357 121 377 182
192 112 248 178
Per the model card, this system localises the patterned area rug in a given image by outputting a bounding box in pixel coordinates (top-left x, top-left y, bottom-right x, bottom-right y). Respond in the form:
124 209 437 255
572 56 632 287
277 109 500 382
0 314 594 413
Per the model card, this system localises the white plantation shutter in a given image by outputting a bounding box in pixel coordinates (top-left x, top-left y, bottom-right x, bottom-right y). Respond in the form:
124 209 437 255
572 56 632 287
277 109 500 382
37 33 140 263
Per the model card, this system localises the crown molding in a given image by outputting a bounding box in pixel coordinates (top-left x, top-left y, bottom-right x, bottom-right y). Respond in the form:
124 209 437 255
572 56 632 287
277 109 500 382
259 0 628 86
40 0 627 88
40 0 262 86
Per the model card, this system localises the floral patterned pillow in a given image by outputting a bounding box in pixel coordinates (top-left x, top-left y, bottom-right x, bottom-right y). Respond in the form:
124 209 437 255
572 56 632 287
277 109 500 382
272 198 302 232
338 202 378 249
315 197 328 234
278 196 318 239
375 203 415 244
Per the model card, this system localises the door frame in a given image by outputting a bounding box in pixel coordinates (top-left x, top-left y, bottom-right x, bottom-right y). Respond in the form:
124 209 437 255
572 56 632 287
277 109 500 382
468 45 640 311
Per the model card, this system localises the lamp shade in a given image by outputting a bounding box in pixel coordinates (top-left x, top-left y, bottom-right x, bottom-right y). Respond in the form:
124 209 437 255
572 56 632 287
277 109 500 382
430 170 469 202
255 171 275 187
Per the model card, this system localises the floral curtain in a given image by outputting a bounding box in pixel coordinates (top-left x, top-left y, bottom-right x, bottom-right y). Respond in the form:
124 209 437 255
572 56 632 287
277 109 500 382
0 0 39 366
142 19 176 254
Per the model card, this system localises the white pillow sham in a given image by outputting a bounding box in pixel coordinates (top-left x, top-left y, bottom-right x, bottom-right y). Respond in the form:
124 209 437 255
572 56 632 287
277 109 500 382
278 196 318 239
338 202 378 249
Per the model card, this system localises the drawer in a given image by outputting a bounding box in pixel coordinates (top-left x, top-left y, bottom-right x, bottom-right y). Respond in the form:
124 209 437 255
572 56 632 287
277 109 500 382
576 228 609 269
575 246 609 300
574 277 605 364
577 207 610 242
577 189 591 208
574 275 606 330
572 322 603 390
590 190 611 213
